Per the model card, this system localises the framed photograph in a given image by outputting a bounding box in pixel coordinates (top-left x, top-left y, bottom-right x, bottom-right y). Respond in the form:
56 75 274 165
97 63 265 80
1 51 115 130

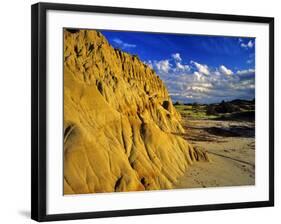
31 2 274 222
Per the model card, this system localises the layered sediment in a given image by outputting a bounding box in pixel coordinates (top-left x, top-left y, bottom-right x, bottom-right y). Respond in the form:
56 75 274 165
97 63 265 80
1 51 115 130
63 29 207 194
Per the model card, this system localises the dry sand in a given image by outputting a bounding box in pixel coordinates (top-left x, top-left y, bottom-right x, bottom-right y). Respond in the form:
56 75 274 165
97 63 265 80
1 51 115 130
174 119 255 189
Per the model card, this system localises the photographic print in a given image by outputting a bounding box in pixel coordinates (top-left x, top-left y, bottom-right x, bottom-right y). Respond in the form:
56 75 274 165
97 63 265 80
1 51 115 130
63 28 255 195
32 3 274 221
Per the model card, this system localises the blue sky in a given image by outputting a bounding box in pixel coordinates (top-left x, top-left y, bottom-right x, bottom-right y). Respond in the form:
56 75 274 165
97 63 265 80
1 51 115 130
101 30 255 104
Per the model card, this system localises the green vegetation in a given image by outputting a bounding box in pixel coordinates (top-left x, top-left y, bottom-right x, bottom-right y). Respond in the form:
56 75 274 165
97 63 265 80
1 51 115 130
174 99 255 121
174 104 219 120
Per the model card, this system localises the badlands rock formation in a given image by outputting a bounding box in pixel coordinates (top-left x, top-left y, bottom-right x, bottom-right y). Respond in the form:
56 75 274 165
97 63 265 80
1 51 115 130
63 29 208 194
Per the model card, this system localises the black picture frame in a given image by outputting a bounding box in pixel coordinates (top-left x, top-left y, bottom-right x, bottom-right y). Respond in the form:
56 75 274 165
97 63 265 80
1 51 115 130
31 2 274 222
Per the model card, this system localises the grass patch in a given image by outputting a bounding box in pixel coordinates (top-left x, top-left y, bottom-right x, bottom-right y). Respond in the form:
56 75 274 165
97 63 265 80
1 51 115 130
174 104 219 120
174 104 255 121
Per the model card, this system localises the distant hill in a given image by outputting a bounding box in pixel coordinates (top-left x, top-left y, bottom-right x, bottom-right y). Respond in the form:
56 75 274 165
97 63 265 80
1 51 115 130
206 99 255 115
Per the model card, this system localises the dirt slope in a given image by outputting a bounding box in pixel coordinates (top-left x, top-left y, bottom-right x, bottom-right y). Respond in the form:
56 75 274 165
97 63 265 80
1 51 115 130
63 29 207 194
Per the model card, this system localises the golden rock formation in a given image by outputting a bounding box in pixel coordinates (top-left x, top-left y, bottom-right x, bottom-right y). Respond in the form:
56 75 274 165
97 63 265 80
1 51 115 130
63 29 207 194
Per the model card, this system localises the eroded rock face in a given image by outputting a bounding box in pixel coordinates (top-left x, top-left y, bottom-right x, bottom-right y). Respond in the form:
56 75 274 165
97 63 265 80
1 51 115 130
63 29 205 194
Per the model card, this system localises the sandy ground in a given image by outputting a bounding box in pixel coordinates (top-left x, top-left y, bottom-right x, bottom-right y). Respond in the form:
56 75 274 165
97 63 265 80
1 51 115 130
174 118 255 189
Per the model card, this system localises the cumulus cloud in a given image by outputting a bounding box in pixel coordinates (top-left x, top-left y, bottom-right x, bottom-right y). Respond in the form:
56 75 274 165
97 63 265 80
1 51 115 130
247 59 253 64
167 70 254 103
146 53 190 75
219 65 233 75
172 54 190 73
248 40 254 48
112 38 136 49
236 68 255 82
145 56 254 103
193 71 205 81
154 60 171 74
191 61 210 75
175 62 190 72
145 59 171 74
145 60 153 69
240 43 247 48
241 40 254 49
172 53 182 61
237 68 255 75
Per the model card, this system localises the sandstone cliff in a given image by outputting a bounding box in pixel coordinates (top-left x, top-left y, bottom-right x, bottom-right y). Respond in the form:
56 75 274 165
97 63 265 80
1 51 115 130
63 29 207 194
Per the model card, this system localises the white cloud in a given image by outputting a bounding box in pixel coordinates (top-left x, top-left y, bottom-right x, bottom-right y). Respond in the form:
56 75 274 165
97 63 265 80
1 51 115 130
154 60 171 74
246 59 253 64
191 61 210 75
194 71 205 81
240 43 247 48
241 40 254 49
219 65 233 75
145 57 254 103
175 62 190 72
186 86 210 93
146 53 190 75
113 38 122 45
237 68 255 75
176 62 184 70
145 60 153 69
171 53 190 72
172 53 182 61
112 38 136 49
248 40 254 48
